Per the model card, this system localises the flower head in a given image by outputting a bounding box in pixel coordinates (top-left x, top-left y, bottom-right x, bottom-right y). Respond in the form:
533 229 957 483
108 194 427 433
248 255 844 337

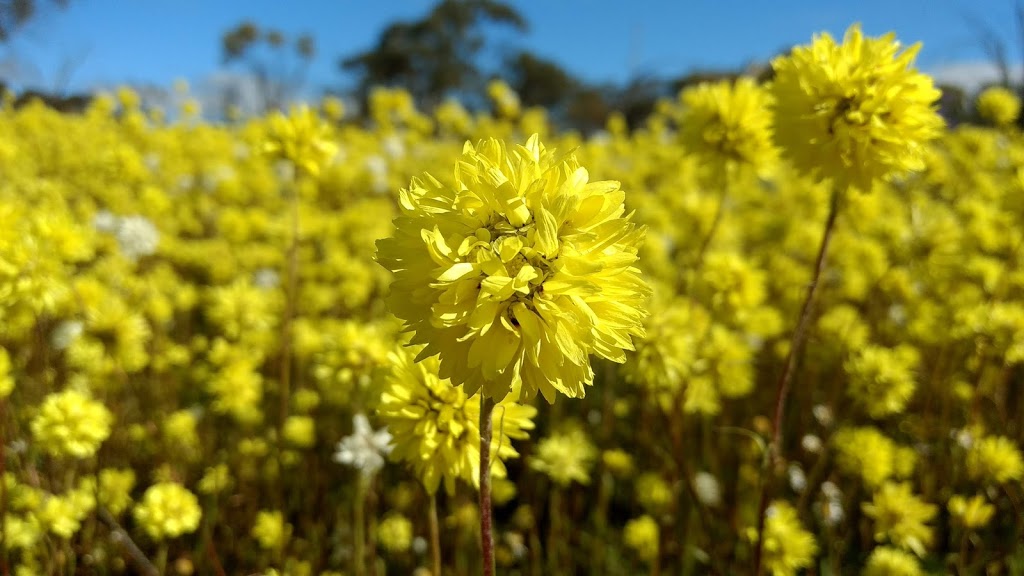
967 435 1024 484
133 482 202 541
976 86 1021 127
31 389 113 459
862 546 923 576
623 515 659 563
263 105 338 177
771 24 943 191
376 348 535 494
376 134 649 402
334 413 393 478
677 78 777 177
529 425 596 487
754 501 818 576
862 482 936 556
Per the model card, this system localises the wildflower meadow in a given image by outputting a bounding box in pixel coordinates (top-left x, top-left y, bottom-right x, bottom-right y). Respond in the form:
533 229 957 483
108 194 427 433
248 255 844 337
3 18 1024 576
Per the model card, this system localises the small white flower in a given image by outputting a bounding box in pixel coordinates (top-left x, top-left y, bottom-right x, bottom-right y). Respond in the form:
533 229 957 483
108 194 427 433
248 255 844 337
381 134 405 159
253 268 281 289
801 434 822 454
412 536 428 555
812 404 833 427
116 215 159 261
822 499 844 526
820 481 842 501
92 210 118 233
788 463 807 493
334 413 393 478
693 471 721 507
50 320 84 350
953 428 974 450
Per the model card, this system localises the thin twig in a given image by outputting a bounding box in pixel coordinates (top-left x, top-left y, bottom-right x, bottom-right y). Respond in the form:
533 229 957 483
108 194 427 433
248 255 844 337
752 186 841 575
97 507 159 576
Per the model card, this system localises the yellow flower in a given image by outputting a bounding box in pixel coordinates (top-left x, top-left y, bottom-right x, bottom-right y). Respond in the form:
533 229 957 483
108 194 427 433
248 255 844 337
376 134 649 402
862 546 923 576
377 514 413 554
832 426 913 488
967 435 1024 484
133 482 202 541
976 86 1021 127
0 347 13 398
251 510 291 551
844 344 919 418
377 348 535 494
862 482 936 556
282 415 316 449
263 105 338 178
771 24 943 191
948 494 995 530
30 389 113 458
753 501 818 576
623 515 659 563
99 468 136 516
529 425 596 487
677 78 777 177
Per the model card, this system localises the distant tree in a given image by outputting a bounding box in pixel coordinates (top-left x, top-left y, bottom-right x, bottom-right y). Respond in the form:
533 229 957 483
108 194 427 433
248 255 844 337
220 20 316 114
566 86 613 134
340 0 527 110
936 83 969 126
506 51 578 109
0 0 68 42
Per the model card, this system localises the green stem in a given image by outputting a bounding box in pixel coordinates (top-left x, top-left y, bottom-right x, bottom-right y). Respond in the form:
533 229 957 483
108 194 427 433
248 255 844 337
354 475 366 576
155 542 168 576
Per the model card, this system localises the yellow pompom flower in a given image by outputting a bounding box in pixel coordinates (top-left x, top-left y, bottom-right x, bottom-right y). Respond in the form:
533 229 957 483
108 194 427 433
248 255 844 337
948 494 995 530
753 501 818 576
844 344 919 418
862 482 936 556
133 482 202 541
377 348 536 494
377 514 414 554
30 389 113 458
251 510 291 551
862 546 923 576
832 426 914 488
98 468 136 516
771 24 943 191
976 86 1021 127
677 78 778 177
623 515 659 563
529 426 596 487
966 435 1024 484
263 105 338 178
282 415 316 449
376 134 650 402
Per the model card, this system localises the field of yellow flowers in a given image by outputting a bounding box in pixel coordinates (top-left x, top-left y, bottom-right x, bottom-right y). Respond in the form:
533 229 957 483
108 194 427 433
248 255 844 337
3 24 1024 576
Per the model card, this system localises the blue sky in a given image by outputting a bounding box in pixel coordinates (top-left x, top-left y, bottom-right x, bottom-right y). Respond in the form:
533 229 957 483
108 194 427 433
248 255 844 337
2 0 1020 95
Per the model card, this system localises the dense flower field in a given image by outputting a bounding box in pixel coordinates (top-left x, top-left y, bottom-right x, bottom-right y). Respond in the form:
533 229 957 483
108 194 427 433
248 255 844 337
3 24 1024 575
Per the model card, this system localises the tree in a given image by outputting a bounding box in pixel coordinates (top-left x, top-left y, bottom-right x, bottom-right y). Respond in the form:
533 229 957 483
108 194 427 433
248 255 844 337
340 0 527 110
0 0 68 42
220 20 316 114
506 51 578 109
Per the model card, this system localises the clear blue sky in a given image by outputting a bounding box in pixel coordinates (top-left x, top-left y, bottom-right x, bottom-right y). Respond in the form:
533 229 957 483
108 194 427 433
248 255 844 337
2 0 1019 94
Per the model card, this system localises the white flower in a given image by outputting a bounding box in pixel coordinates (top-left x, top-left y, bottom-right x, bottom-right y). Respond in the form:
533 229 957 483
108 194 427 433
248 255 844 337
50 320 84 351
334 413 392 477
381 134 405 159
812 404 833 427
693 471 721 507
92 210 118 233
801 434 822 454
788 463 807 493
116 215 159 261
253 268 281 289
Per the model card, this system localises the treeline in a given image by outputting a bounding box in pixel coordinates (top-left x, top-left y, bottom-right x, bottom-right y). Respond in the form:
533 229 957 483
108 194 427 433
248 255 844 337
0 0 1007 129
